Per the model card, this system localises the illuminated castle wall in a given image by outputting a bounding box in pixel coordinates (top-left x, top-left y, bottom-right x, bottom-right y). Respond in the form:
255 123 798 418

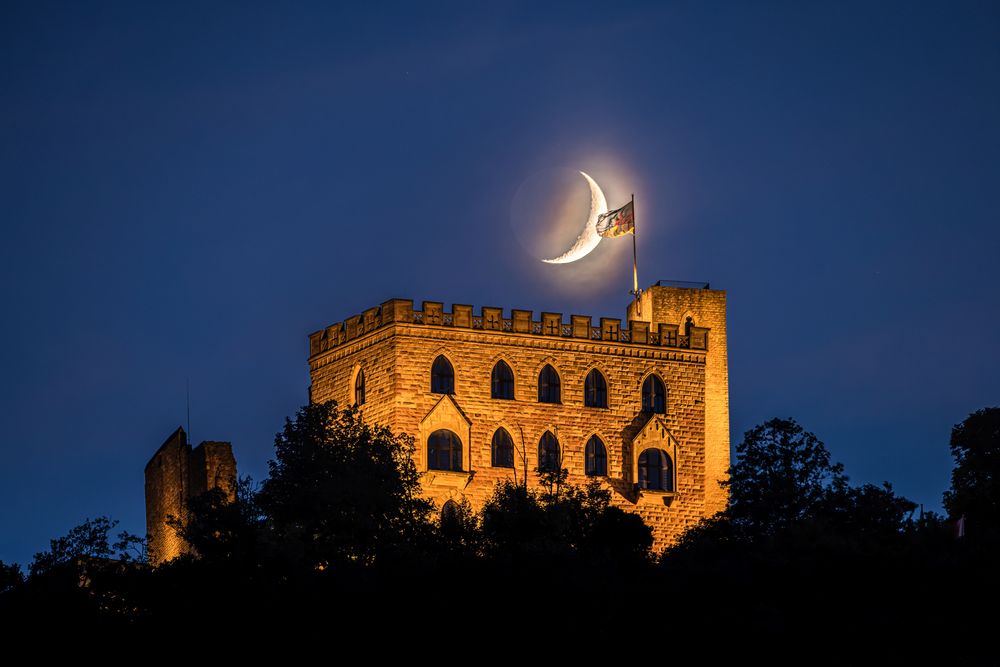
144 427 237 565
308 282 730 548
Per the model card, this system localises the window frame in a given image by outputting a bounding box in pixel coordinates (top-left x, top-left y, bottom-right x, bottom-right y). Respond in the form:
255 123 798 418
537 431 561 472
491 360 515 400
537 364 561 404
427 429 463 472
584 368 608 409
585 435 608 477
638 448 674 492
353 368 366 407
491 427 515 469
641 374 667 414
431 355 455 395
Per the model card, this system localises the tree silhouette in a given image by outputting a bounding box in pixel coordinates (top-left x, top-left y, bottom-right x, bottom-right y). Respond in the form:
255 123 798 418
29 516 145 577
671 417 915 560
168 476 263 565
725 418 847 535
0 561 23 595
479 479 651 565
256 400 434 569
943 407 1000 541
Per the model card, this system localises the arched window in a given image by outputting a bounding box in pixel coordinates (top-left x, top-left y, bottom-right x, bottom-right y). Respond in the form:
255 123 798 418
538 364 561 404
440 499 464 536
585 435 607 476
638 448 673 491
441 500 459 522
354 369 366 406
584 369 608 408
491 428 515 468
431 355 455 394
538 431 560 472
641 374 666 414
491 360 514 400
428 429 462 471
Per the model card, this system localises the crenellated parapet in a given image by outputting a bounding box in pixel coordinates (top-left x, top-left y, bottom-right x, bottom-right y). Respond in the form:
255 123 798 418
309 298 710 358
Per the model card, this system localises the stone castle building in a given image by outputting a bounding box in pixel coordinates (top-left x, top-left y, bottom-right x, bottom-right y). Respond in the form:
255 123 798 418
307 281 729 549
146 281 729 561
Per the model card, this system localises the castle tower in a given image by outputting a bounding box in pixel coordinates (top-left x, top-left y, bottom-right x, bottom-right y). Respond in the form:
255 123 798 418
144 427 237 565
627 281 729 515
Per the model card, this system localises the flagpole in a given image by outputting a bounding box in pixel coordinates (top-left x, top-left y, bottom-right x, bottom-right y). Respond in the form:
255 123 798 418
631 193 640 315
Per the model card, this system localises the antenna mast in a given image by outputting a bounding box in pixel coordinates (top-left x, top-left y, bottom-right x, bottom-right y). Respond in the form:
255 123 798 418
186 377 191 442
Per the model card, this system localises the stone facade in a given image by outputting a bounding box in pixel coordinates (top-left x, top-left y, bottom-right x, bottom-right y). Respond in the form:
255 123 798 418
144 427 237 565
308 283 729 549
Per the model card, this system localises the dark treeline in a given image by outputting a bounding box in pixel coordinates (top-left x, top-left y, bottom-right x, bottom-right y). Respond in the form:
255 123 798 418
1 402 998 654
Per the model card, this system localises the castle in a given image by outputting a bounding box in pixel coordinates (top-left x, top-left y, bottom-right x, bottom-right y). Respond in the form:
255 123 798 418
146 281 729 562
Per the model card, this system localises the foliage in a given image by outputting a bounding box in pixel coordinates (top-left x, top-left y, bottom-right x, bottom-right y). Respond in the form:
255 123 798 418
29 516 145 577
16 407 999 648
726 418 847 535
0 561 23 595
536 465 570 500
670 417 917 569
943 407 1000 541
716 417 916 540
168 476 263 565
437 496 480 552
480 479 651 565
256 400 434 568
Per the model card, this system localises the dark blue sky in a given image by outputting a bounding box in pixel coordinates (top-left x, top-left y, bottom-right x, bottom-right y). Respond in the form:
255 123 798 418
2 1 998 565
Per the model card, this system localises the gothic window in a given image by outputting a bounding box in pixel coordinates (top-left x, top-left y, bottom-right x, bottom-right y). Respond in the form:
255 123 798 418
638 448 673 491
641 374 666 414
431 355 455 394
354 369 366 407
491 360 514 400
491 427 515 468
538 431 560 472
585 435 607 476
428 429 462 471
538 364 561 404
440 499 464 535
584 369 608 408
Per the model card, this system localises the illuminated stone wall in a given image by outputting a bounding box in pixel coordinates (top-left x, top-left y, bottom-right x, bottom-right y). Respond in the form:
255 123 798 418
144 428 237 565
309 285 730 550
628 285 730 516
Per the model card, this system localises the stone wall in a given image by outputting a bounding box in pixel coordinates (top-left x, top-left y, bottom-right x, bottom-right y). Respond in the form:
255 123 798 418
309 285 729 550
629 285 730 515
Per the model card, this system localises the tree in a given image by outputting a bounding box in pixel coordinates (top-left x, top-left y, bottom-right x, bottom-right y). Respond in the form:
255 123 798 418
943 407 1000 541
725 417 848 536
479 479 652 565
672 417 915 551
0 561 23 595
168 476 263 565
256 401 434 569
29 516 145 578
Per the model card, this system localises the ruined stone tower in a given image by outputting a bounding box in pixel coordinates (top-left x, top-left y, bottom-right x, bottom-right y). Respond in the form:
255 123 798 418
307 281 729 549
144 427 237 565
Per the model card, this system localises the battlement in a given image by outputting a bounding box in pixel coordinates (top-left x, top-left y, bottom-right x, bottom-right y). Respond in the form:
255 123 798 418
309 298 710 358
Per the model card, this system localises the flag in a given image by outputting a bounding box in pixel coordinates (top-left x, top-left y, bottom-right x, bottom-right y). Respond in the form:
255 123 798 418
596 200 635 238
955 514 966 539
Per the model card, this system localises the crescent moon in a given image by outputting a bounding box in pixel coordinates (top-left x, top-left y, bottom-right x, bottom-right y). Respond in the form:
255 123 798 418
541 171 609 264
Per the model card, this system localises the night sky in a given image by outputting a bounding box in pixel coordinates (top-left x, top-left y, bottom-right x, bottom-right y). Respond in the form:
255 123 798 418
2 1 998 566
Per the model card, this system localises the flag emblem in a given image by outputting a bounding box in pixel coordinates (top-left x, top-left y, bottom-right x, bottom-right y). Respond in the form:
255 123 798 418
596 201 635 238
